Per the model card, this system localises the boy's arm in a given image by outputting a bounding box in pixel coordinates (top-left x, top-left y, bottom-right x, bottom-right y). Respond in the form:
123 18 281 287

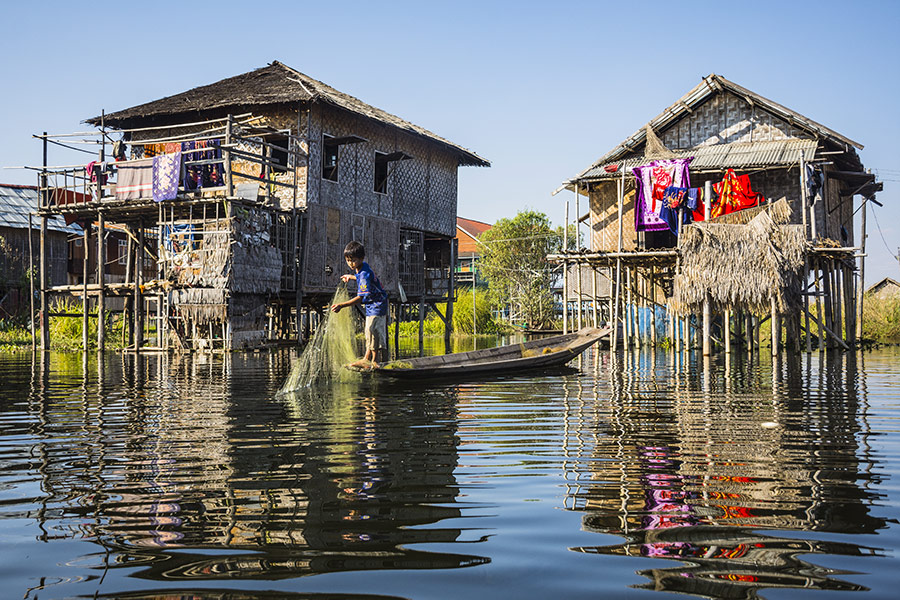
340 274 357 283
331 295 363 312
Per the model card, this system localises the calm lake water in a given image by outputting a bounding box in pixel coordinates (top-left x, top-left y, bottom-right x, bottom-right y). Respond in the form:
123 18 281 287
1 342 899 600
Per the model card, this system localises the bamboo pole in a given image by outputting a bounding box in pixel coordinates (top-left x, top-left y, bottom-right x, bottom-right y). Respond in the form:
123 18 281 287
703 181 712 356
446 237 456 345
650 267 657 347
97 212 105 350
82 223 90 352
28 213 35 350
856 195 867 341
591 267 598 328
134 221 144 352
724 309 731 355
576 184 583 331
563 198 569 335
771 297 779 358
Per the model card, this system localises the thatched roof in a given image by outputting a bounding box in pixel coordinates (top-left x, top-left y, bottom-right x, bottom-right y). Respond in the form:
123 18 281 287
670 200 807 316
87 61 489 167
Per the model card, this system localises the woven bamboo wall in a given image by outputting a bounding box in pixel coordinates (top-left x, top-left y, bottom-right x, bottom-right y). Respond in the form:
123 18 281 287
301 203 399 296
306 105 459 238
661 91 810 149
589 181 637 252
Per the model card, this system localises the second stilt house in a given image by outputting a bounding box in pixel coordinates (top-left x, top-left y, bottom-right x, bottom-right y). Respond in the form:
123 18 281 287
554 74 880 352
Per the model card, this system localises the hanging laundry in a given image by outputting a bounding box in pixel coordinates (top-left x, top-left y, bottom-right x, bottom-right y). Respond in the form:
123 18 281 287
659 186 691 235
686 188 704 222
632 157 693 232
711 169 763 218
805 164 823 204
115 159 153 200
603 163 619 173
152 150 181 202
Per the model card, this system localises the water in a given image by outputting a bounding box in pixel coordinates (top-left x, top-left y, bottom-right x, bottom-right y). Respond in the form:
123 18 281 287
1 345 899 600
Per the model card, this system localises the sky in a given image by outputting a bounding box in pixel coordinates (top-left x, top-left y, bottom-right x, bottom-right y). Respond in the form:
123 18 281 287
2 0 898 282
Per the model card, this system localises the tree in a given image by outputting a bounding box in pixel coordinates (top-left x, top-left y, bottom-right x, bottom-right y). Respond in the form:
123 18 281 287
477 210 564 328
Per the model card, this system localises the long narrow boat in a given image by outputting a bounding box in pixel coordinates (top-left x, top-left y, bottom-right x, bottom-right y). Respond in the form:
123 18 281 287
369 327 610 379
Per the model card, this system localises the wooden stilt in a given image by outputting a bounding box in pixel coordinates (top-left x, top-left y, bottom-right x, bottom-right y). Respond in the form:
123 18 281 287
83 223 90 351
97 212 105 351
771 297 779 357
134 221 144 352
40 215 49 351
724 309 731 355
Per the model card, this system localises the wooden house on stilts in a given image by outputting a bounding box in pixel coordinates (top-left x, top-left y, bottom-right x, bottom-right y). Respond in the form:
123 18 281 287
33 61 488 352
553 74 881 354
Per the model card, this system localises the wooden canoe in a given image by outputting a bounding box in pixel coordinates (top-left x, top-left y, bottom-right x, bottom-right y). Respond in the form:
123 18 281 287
370 327 609 379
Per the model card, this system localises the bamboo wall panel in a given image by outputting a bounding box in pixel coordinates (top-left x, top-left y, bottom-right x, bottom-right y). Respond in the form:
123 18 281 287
662 92 809 149
589 182 637 252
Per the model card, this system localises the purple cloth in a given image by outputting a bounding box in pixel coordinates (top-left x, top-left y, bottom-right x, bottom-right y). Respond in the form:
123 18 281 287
631 158 693 232
152 150 181 202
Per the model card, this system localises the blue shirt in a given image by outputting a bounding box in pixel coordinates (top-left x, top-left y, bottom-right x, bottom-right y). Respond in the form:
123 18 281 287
356 262 388 316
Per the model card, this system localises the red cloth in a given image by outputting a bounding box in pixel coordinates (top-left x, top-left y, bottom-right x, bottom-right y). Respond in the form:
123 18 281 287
711 170 763 218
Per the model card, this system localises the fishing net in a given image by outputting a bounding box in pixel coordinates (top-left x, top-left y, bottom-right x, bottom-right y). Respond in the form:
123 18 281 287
278 286 361 393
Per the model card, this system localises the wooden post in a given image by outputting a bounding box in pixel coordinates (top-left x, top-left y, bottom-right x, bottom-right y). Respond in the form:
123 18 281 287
800 151 809 240
40 215 48 351
771 297 779 357
134 221 144 352
856 195 868 341
563 199 569 335
225 115 234 198
823 258 834 348
446 238 456 345
39 134 49 352
418 295 425 356
703 181 712 356
649 267 657 347
625 267 632 348
591 266 598 328
82 223 90 351
575 184 583 331
724 309 731 355
28 213 35 349
97 212 105 350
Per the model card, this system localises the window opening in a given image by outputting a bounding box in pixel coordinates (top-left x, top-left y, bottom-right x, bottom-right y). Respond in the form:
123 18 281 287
374 152 388 194
269 135 289 169
322 135 339 181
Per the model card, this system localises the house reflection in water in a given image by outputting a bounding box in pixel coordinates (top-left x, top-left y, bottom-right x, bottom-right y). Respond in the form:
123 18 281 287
30 352 487 582
561 351 885 598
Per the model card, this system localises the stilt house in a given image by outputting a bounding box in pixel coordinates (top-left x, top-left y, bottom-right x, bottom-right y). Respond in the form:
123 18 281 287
35 61 488 351
555 74 881 352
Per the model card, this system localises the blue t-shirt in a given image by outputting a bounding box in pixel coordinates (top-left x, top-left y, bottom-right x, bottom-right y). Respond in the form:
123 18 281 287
356 262 388 316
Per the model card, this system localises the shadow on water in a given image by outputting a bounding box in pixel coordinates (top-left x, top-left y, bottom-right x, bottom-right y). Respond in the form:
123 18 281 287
560 347 889 598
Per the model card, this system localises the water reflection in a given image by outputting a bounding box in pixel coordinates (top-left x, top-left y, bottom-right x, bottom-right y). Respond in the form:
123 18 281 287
15 351 486 586
562 348 886 598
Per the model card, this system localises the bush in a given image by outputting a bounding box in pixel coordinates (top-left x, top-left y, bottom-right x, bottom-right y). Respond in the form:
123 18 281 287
862 295 900 344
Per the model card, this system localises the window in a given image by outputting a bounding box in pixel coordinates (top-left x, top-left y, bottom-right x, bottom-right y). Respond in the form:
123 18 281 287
118 239 127 265
268 135 289 170
374 152 388 194
322 135 339 181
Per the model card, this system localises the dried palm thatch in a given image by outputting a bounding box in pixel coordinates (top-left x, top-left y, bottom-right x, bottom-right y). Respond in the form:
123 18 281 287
671 201 807 316
643 125 677 160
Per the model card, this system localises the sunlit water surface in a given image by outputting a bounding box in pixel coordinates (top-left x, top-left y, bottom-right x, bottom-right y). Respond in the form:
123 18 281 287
1 342 898 600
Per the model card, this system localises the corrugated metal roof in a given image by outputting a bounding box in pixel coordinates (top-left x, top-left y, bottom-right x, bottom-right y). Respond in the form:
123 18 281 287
0 185 79 233
578 139 818 181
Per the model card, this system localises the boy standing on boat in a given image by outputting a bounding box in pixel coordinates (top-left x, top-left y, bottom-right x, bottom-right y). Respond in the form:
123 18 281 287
331 241 389 368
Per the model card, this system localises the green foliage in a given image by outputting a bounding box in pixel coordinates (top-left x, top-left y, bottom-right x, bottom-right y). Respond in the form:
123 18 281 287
46 299 125 351
862 295 900 344
448 286 496 334
478 210 562 328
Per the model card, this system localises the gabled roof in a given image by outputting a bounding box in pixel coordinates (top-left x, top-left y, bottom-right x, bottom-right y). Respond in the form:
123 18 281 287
0 184 78 234
572 74 863 183
89 61 489 167
457 217 492 240
866 277 900 295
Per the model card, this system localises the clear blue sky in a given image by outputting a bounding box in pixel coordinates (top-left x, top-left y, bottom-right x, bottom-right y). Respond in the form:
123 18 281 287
2 0 898 281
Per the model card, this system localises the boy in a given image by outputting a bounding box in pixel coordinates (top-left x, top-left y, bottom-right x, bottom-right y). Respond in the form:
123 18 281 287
330 241 388 368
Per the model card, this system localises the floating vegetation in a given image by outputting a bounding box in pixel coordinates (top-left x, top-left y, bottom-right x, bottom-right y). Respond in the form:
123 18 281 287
382 361 413 370
279 286 361 393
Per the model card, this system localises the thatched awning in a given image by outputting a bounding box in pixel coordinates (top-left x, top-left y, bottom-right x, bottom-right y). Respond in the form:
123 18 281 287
87 61 489 168
671 200 807 316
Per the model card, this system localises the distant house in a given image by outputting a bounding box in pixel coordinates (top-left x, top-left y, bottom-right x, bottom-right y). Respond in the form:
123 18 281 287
455 217 491 284
0 184 75 316
866 277 900 301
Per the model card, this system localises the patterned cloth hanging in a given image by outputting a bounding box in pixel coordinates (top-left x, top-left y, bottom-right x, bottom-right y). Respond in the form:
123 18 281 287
632 157 693 232
711 169 763 218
